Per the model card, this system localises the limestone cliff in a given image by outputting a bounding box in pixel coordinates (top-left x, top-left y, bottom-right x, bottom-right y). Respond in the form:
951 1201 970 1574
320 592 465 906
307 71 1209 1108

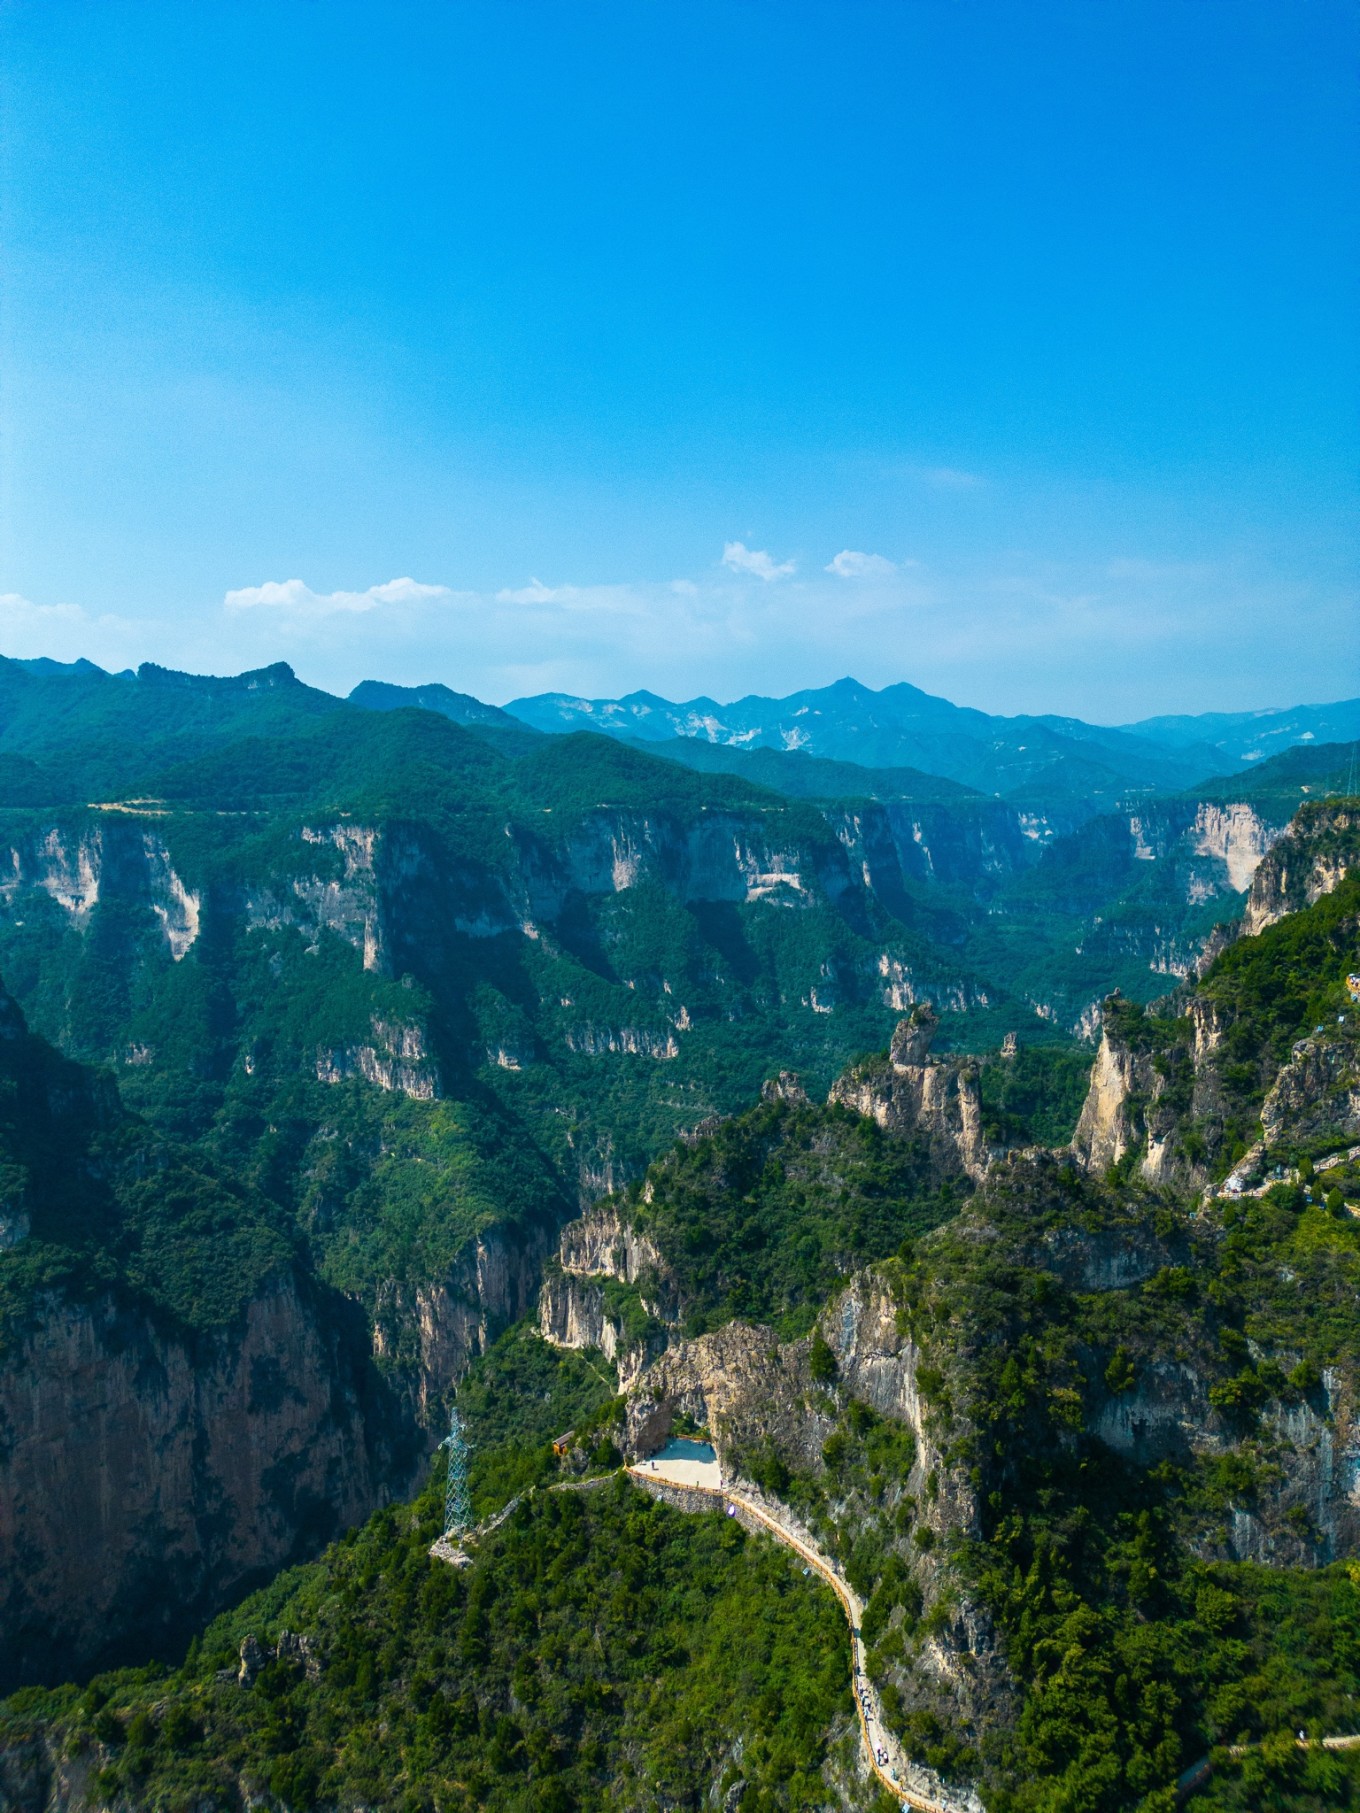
829 1004 989 1180
1069 996 1187 1180
1070 800 1360 1185
536 1205 676 1389
0 820 202 962
1259 1033 1360 1149
0 1274 420 1693
556 1203 669 1293
372 1217 556 1419
1241 800 1359 936
537 1272 665 1392
316 1013 440 1100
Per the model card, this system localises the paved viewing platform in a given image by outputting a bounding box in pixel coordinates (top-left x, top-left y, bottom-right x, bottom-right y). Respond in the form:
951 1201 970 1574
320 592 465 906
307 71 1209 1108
634 1437 723 1490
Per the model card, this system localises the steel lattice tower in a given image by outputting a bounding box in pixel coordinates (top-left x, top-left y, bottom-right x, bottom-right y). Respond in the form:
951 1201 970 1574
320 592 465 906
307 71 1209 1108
440 1406 472 1541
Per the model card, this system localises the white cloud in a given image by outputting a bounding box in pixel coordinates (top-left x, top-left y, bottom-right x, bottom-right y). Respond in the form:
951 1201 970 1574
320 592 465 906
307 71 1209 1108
496 578 578 604
0 591 146 668
825 549 897 579
0 591 90 632
721 541 796 581
224 576 452 616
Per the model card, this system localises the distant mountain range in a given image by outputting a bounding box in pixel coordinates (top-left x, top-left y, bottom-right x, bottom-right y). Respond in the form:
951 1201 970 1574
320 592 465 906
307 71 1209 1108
501 676 1360 804
2 655 1355 818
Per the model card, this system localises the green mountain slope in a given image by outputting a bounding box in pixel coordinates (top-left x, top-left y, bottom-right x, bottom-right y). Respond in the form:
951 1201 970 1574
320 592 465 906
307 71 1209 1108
0 978 291 1346
1189 739 1360 814
4 798 1360 1810
0 659 347 799
619 1092 970 1339
0 1475 853 1813
629 735 982 804
0 706 1039 1402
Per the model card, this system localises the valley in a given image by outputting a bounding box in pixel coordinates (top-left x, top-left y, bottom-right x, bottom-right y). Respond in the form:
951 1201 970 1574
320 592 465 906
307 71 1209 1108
0 660 1358 1810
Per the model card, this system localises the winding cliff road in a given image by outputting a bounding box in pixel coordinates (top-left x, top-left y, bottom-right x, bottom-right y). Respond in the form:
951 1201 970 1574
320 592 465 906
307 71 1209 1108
625 1461 978 1813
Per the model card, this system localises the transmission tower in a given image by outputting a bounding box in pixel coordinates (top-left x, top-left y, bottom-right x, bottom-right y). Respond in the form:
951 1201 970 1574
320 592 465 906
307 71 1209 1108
440 1406 472 1542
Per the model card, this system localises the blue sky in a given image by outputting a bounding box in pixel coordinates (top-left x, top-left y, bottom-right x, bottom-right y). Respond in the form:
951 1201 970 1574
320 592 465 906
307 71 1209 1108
0 0 1355 718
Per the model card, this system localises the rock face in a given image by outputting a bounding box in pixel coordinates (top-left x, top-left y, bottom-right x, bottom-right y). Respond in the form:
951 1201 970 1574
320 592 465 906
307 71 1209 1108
1068 1000 1185 1179
1242 801 1359 937
316 1014 441 1099
373 1218 556 1420
830 1005 989 1180
537 1273 665 1392
1189 801 1279 894
0 1275 420 1693
537 1206 676 1388
625 1321 811 1464
0 821 203 961
830 800 1074 900
556 1204 667 1288
1092 1367 1360 1566
1071 800 1360 1182
623 1272 1015 1747
1260 1035 1360 1149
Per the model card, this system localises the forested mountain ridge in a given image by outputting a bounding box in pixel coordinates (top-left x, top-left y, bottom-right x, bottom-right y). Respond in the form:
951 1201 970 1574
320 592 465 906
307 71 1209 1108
2 655 1360 1808
1 656 1353 1056
536 797 1360 1808
4 795 1360 1810
0 980 420 1692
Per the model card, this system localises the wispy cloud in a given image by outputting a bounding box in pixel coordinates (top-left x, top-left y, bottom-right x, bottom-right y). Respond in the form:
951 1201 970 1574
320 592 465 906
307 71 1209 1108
825 549 897 579
224 576 453 615
917 466 982 490
4 536 1321 725
721 541 796 581
0 591 143 667
0 591 91 632
496 578 578 605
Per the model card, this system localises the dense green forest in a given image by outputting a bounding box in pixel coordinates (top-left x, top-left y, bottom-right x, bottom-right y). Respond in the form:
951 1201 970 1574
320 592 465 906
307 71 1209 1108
0 1324 852 1812
623 1095 968 1337
1 657 1359 1812
0 979 297 1352
0 1476 853 1813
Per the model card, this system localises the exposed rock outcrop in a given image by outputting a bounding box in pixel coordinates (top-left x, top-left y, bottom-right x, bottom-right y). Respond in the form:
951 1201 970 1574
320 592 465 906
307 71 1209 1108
1089 1351 1360 1565
537 1272 663 1392
557 1204 668 1291
1071 1005 1150 1174
1070 994 1203 1184
536 1205 677 1388
830 1004 989 1180
0 1274 420 1693
1260 1034 1360 1148
1189 801 1280 894
372 1217 556 1419
563 1024 680 1059
316 1014 440 1099
626 1321 814 1466
0 821 202 962
760 1069 809 1106
1242 801 1359 937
